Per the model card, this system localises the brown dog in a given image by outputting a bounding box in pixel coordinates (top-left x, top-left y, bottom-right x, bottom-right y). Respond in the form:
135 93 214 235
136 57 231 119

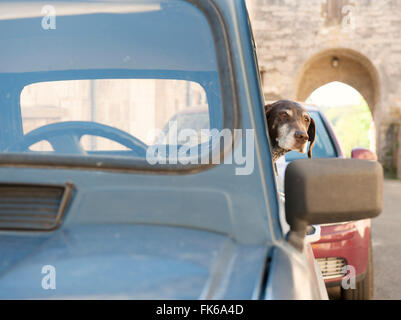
265 100 316 162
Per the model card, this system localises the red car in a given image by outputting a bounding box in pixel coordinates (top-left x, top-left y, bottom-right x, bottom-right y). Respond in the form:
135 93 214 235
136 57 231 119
276 104 377 300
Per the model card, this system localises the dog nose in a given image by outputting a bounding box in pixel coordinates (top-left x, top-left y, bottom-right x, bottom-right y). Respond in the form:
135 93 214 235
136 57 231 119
294 131 308 142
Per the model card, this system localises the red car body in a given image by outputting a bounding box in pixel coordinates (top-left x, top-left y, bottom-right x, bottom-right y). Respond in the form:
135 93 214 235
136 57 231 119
312 220 371 286
309 108 373 288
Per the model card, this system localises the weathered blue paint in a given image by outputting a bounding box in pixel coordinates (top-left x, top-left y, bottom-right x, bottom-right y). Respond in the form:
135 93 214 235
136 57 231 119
0 0 327 299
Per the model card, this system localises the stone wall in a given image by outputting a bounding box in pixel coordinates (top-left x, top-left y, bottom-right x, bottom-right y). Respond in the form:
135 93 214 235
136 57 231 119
247 0 401 176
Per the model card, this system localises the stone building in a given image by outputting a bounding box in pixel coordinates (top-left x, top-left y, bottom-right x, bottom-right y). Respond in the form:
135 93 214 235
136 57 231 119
247 0 401 176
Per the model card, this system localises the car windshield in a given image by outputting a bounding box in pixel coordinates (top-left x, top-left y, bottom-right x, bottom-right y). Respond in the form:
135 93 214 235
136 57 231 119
284 111 338 161
0 0 224 167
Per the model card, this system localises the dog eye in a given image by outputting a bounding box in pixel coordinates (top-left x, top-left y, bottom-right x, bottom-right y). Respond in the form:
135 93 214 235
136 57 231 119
280 112 289 119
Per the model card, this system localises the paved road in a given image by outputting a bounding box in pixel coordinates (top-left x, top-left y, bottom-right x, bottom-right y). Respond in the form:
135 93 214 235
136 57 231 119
372 179 401 299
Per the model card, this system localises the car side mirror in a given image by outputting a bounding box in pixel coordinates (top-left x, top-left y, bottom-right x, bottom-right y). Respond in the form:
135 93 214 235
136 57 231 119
284 158 383 251
351 148 377 160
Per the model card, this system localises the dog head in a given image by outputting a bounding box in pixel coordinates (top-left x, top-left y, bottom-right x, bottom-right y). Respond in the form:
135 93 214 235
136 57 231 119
265 100 315 158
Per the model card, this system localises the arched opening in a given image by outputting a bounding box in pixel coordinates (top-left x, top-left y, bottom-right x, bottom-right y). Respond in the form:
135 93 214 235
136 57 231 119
296 48 379 116
296 48 380 158
306 81 375 157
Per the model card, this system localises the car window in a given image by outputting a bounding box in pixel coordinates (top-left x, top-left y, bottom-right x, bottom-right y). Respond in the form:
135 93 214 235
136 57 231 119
284 111 337 161
21 79 211 151
0 0 226 168
159 110 210 145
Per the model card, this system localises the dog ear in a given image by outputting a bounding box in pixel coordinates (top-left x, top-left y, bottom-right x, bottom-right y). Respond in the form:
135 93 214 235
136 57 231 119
264 104 274 132
307 118 316 158
265 103 280 145
265 104 276 128
264 104 273 118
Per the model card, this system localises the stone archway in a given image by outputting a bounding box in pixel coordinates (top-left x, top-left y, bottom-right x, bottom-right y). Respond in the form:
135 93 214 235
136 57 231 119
295 48 380 116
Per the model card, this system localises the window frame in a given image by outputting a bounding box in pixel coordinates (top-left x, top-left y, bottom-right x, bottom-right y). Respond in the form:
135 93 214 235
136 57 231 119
0 0 240 174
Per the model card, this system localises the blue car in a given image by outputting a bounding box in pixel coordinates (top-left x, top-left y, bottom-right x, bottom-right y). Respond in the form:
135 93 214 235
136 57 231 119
0 0 382 299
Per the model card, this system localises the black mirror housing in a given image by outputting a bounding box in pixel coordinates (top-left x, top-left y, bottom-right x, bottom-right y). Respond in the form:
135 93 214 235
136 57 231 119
284 159 383 247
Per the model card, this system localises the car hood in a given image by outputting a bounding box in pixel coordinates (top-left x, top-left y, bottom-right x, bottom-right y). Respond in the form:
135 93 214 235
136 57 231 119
0 224 267 299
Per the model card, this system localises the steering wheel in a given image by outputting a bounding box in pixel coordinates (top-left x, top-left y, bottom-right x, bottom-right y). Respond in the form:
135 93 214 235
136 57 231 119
8 121 148 157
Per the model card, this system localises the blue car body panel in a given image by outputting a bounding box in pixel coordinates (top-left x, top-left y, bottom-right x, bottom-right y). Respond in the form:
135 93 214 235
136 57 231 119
0 224 267 299
0 0 327 299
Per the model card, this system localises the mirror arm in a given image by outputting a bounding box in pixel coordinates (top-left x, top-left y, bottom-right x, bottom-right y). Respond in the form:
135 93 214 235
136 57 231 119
285 211 309 251
286 229 306 252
